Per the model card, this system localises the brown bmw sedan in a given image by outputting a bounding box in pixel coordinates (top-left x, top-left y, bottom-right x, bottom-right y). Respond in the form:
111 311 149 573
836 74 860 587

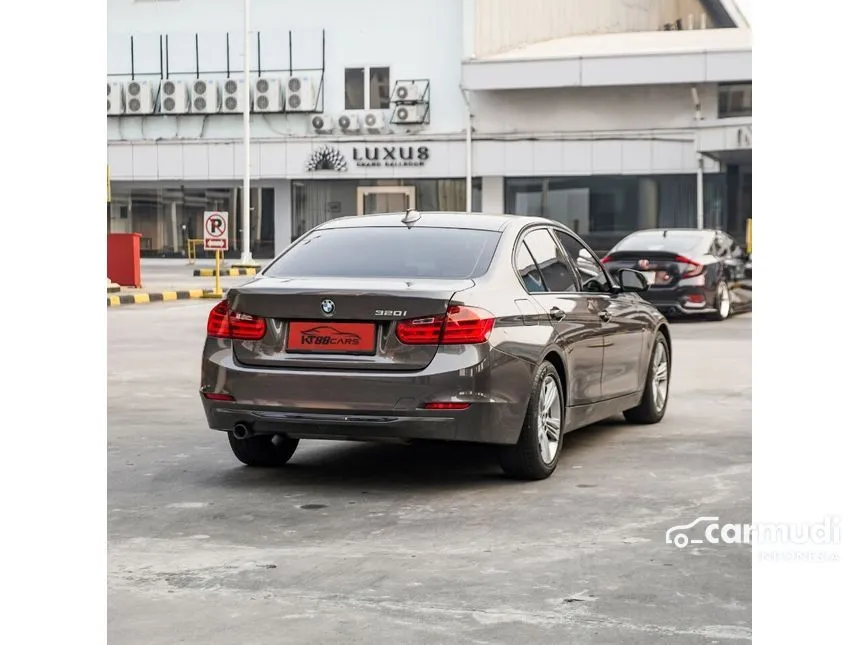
200 211 672 480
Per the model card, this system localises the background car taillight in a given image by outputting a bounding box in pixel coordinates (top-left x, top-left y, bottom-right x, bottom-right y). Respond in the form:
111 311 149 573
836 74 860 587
396 305 495 345
600 254 614 264
675 255 705 278
206 300 267 340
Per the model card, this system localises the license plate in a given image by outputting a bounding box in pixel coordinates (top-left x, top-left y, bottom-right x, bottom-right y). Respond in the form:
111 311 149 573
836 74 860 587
287 321 377 354
643 271 657 285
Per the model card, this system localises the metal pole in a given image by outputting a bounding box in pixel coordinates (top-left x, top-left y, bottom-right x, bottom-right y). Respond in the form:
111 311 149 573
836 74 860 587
241 0 253 265
696 155 705 229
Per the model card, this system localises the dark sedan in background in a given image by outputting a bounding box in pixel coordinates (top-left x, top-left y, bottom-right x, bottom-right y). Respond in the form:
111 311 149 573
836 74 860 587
201 211 673 481
600 228 752 320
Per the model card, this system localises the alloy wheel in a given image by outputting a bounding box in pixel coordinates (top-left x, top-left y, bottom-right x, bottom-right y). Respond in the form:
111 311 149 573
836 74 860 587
537 376 562 464
651 342 669 413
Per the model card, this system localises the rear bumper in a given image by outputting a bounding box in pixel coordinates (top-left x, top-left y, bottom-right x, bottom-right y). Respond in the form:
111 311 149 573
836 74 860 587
641 286 715 317
199 340 533 445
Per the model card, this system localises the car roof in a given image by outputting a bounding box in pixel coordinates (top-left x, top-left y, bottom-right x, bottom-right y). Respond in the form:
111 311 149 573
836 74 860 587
316 211 554 233
626 228 718 236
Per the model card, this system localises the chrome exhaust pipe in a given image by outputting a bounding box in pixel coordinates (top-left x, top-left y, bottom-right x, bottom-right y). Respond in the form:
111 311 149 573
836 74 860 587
232 423 254 440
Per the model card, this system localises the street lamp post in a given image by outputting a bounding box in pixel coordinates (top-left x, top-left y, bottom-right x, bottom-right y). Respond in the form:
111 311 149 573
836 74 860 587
239 0 255 267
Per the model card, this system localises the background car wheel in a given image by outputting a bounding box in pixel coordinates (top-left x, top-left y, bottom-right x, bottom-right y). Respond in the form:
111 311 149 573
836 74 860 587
228 432 299 467
709 280 732 321
498 361 564 481
624 332 670 425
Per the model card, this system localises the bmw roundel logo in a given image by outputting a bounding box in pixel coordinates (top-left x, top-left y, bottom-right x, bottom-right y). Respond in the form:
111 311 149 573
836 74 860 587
320 299 335 316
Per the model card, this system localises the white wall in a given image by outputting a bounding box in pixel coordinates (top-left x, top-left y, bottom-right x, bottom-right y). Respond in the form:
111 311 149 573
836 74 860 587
107 0 466 139
471 0 713 58
471 84 718 134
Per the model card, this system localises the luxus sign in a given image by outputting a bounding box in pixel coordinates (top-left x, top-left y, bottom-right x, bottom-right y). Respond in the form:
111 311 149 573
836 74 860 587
305 145 432 172
352 146 430 168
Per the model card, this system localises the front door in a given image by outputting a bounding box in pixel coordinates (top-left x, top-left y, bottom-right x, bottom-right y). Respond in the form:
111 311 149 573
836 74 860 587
357 186 416 215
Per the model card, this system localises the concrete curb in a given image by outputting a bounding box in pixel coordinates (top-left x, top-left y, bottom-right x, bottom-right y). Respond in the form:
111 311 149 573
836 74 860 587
193 268 258 277
107 289 210 307
107 283 121 294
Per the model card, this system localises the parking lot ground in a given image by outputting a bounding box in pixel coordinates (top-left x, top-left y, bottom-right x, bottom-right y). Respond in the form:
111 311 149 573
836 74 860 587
108 302 751 644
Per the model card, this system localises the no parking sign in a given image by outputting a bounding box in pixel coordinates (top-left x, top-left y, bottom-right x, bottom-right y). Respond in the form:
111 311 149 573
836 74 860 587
204 211 229 251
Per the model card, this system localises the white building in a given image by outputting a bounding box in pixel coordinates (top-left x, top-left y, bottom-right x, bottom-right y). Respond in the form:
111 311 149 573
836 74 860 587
107 0 752 258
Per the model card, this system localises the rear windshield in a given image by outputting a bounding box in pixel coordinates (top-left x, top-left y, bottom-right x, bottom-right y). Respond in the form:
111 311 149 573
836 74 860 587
264 227 502 280
614 231 711 255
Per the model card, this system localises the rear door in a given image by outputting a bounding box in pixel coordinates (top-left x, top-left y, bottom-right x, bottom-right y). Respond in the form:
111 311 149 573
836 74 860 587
517 228 604 405
554 230 648 400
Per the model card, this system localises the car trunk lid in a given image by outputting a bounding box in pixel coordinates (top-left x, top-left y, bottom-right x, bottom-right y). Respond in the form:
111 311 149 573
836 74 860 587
226 276 473 371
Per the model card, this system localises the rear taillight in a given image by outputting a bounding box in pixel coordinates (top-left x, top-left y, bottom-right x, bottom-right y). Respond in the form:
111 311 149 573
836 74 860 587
675 255 704 278
396 305 495 345
600 254 614 264
202 392 235 401
206 300 266 341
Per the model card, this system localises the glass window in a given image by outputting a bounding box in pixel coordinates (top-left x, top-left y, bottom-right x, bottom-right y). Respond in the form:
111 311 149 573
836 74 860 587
515 244 546 293
291 178 482 241
522 229 577 293
266 227 501 280
112 184 274 259
554 230 612 294
614 230 712 256
718 83 752 118
369 67 390 109
344 68 365 110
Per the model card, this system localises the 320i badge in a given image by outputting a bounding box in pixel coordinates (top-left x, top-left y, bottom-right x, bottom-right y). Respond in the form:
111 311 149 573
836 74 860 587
200 210 673 481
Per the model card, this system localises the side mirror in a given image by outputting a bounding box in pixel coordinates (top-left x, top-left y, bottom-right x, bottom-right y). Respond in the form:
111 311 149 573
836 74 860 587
617 268 649 293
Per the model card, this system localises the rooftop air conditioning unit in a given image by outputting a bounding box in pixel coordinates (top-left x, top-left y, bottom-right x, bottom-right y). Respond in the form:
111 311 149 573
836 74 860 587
107 82 124 116
337 112 360 133
221 78 249 114
394 83 422 102
285 75 317 112
190 79 220 114
160 79 189 114
124 80 155 115
390 104 427 125
253 77 283 112
310 114 334 134
362 110 387 134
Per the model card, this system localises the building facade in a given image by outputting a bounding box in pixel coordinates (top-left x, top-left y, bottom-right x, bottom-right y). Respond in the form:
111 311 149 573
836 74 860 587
107 0 752 258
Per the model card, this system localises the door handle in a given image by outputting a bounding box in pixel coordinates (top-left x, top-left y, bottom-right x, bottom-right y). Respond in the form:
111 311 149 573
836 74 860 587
549 307 565 321
599 311 612 323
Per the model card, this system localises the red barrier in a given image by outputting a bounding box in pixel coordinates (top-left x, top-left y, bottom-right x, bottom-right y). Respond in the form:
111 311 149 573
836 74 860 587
107 233 142 287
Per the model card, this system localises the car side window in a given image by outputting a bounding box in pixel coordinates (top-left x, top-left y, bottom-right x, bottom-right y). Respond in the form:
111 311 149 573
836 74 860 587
515 243 547 293
522 229 578 293
553 230 612 294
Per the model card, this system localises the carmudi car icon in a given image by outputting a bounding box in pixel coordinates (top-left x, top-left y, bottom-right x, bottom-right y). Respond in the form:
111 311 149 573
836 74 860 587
665 516 720 548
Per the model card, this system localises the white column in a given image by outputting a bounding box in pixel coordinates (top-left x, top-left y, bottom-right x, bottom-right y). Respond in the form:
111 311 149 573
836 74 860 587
170 201 178 253
273 179 292 254
481 176 504 213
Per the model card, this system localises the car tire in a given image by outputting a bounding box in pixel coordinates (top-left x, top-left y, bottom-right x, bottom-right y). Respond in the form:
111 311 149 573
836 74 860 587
624 332 670 425
498 361 565 481
708 280 732 321
228 432 299 467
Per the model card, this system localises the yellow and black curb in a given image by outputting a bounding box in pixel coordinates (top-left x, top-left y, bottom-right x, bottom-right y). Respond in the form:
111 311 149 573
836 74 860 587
107 283 121 294
193 267 257 277
107 289 218 307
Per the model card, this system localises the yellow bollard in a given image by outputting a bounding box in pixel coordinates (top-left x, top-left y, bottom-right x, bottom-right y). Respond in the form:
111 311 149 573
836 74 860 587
745 218 752 255
214 250 222 296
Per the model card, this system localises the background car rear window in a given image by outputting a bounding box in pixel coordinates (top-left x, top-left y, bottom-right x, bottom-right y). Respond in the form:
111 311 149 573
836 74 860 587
614 231 710 255
264 227 502 280
522 229 577 292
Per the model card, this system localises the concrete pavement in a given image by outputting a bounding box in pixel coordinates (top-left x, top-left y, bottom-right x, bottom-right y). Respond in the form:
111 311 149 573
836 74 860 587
108 302 752 644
